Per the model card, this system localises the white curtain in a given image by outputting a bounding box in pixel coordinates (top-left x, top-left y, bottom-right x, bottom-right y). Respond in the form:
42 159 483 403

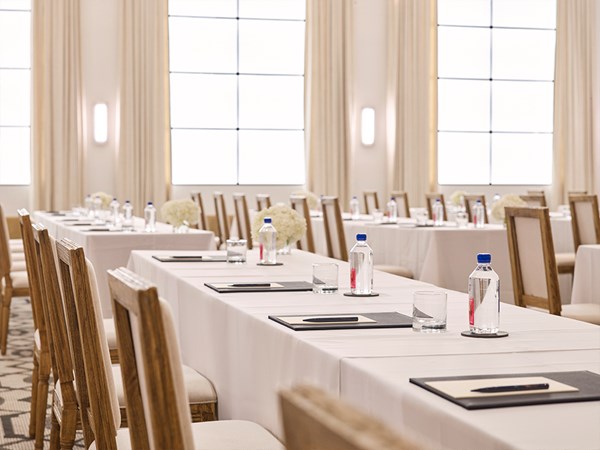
305 0 354 208
386 0 437 209
552 0 600 207
31 0 84 210
117 0 171 215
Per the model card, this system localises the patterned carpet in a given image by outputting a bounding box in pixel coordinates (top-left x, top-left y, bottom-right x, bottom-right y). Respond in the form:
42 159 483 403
0 299 84 449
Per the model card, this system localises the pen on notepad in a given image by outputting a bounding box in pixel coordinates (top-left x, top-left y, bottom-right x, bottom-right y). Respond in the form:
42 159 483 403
303 316 359 323
471 383 550 393
229 283 271 287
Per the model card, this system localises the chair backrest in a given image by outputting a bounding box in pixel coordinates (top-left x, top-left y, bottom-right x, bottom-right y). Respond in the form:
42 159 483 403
321 196 348 261
390 191 410 218
190 192 208 231
0 204 13 277
108 267 193 450
363 191 380 214
232 193 253 249
256 194 272 211
213 192 230 244
280 385 421 450
464 194 489 224
569 194 600 248
55 238 122 450
425 193 447 221
505 207 561 315
520 193 547 207
289 196 315 253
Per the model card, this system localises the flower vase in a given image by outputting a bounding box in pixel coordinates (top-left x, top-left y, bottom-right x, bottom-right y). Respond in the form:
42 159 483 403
277 240 293 255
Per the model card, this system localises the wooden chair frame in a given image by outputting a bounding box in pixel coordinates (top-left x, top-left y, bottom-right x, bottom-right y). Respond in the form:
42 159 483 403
232 193 253 249
520 193 547 207
289 196 315 253
256 194 272 211
363 191 380 215
390 191 410 218
321 196 348 261
464 194 489 224
213 192 230 246
568 194 600 249
190 192 208 231
425 193 447 221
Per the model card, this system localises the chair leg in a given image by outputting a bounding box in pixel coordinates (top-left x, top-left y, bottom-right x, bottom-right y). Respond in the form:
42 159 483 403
60 407 78 450
34 369 51 449
0 286 13 355
28 351 40 437
50 412 61 450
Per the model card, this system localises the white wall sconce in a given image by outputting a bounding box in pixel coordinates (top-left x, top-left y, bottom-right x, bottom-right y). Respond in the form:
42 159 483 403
361 107 375 146
93 103 108 144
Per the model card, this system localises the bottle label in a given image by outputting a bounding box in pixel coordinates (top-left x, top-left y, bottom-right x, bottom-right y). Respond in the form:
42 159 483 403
259 243 264 261
350 268 356 289
469 296 474 325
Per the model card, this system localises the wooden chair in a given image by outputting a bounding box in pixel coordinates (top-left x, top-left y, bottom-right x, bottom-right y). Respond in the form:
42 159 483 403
520 193 547 207
256 194 272 211
390 191 410 218
425 193 447 221
363 191 380 214
0 204 30 354
505 207 600 324
190 192 208 231
232 193 253 249
464 194 489 224
17 211 52 449
107 267 284 450
321 196 348 261
568 194 600 249
279 385 421 450
289 196 315 253
213 191 230 247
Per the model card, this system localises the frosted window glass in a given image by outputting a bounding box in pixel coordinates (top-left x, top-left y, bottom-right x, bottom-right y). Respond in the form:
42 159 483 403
169 0 236 17
438 0 490 26
493 29 555 80
491 133 553 184
438 27 490 79
0 127 30 184
0 69 30 126
170 73 237 128
493 0 556 29
171 129 237 185
239 76 304 129
492 81 554 132
0 1 30 10
239 20 304 75
238 130 305 184
0 11 30 68
239 0 305 20
169 18 236 73
438 132 490 185
438 80 490 131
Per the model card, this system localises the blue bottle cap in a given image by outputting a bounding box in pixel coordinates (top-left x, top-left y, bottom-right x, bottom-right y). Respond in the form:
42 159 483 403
264 217 272 224
147 201 153 205
477 253 491 263
356 233 367 241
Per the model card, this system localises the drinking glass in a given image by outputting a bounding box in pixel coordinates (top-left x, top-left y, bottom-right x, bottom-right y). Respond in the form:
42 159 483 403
226 239 247 263
412 290 447 332
312 263 338 294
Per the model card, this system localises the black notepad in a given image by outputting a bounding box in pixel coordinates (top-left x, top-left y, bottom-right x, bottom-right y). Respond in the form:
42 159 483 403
205 281 313 293
153 255 228 263
269 311 413 331
410 371 600 410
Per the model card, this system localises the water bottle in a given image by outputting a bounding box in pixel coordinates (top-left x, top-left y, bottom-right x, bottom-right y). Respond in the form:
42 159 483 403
472 200 485 229
350 196 360 220
350 233 373 295
386 197 398 222
258 217 277 264
84 194 93 216
492 193 501 206
122 200 134 231
109 198 121 227
468 253 500 334
432 199 444 226
92 195 103 223
144 201 157 232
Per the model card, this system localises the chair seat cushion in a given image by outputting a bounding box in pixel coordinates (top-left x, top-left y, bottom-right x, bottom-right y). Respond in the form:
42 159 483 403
374 264 414 279
555 252 575 269
9 271 29 289
562 303 600 325
11 259 27 271
11 251 25 262
103 318 117 350
9 239 23 251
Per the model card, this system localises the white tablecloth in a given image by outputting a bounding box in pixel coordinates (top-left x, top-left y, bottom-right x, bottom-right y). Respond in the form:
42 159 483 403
127 249 600 449
571 245 600 305
33 211 216 316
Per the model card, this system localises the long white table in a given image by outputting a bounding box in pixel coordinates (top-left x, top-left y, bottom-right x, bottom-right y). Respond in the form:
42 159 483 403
33 211 215 316
571 245 600 305
127 249 600 449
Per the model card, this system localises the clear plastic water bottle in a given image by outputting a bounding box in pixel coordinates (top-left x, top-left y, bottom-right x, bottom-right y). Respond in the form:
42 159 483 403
350 233 373 295
350 196 360 220
473 200 485 229
432 199 444 226
122 200 134 231
386 197 398 222
144 201 157 232
92 195 103 223
468 253 500 334
258 217 277 264
84 194 93 216
109 198 120 227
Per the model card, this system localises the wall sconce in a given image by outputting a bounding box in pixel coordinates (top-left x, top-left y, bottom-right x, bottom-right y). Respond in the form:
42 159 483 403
93 103 108 144
361 107 375 146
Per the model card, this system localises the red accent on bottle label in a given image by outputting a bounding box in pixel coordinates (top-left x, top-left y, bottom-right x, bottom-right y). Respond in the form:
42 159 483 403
350 268 356 289
469 297 474 325
259 244 264 261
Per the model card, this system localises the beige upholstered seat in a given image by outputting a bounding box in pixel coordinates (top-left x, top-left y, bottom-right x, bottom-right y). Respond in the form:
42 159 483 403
425 193 447 221
232 193 253 249
390 191 410 218
363 191 380 214
505 206 600 325
289 195 315 253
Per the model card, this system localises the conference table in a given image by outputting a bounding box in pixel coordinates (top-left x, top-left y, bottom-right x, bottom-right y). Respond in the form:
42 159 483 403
32 210 216 316
571 245 600 305
127 248 600 450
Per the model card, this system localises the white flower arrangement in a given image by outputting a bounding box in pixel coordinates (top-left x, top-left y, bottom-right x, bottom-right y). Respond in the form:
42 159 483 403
292 190 320 210
491 194 527 221
450 190 467 206
91 191 113 209
160 199 199 227
251 204 307 250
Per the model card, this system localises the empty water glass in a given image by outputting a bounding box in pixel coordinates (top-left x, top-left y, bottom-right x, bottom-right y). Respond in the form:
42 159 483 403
412 290 447 332
226 239 247 263
312 263 339 294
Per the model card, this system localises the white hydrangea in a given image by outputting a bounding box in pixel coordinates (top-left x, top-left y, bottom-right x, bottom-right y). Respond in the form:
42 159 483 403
91 191 113 209
291 190 320 210
491 194 527 221
450 190 467 206
160 199 199 227
252 203 307 250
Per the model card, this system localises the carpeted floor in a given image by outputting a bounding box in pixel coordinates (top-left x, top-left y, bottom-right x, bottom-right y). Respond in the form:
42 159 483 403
0 299 84 449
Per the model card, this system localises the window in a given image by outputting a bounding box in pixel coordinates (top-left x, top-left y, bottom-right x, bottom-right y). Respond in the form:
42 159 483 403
437 0 556 185
168 0 306 185
0 0 31 185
